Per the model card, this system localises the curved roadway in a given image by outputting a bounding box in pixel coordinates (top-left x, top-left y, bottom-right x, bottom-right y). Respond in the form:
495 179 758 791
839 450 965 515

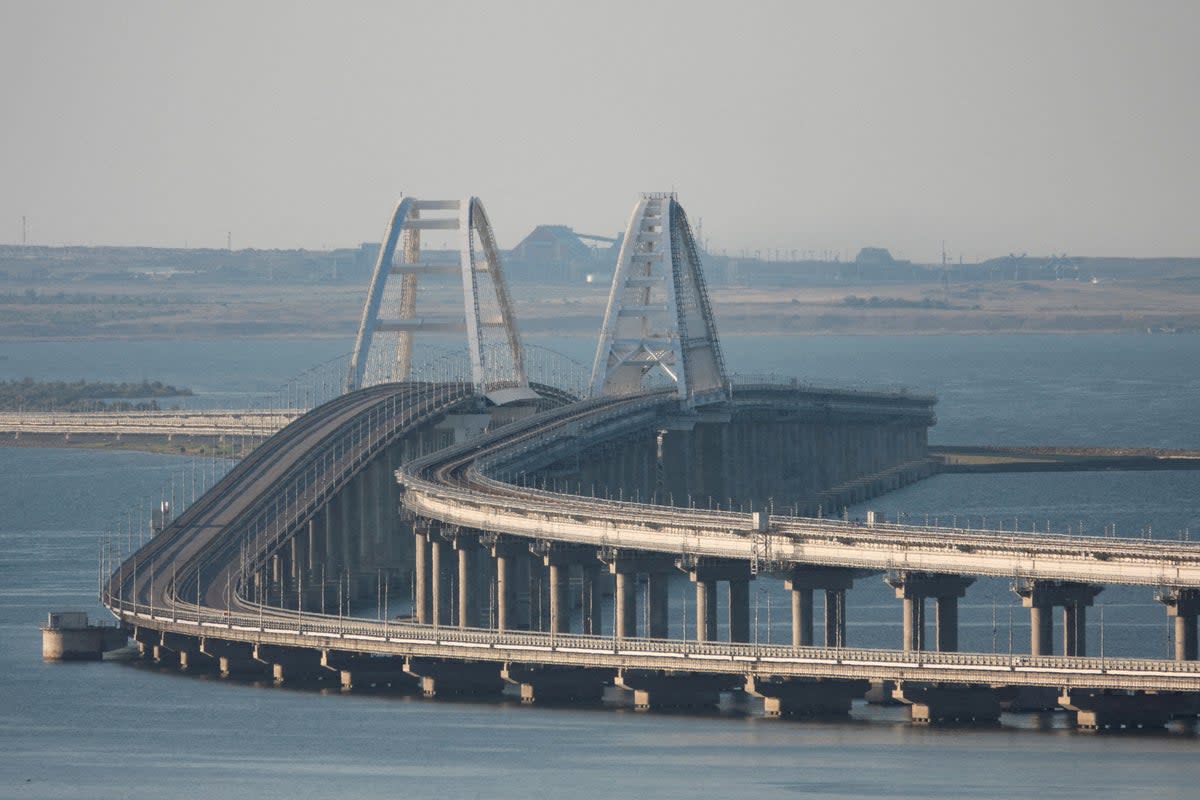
103 383 1200 694
401 387 1200 588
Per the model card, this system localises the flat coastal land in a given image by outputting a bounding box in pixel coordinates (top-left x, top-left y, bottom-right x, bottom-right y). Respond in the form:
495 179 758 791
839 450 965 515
2 244 1198 340
2 276 1199 341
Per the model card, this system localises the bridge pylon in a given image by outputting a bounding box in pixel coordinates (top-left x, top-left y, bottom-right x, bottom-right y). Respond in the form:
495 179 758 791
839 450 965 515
589 193 728 408
347 196 534 403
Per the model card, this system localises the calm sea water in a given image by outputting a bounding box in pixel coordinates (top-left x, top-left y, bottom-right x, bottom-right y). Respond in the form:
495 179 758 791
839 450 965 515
2 334 1200 798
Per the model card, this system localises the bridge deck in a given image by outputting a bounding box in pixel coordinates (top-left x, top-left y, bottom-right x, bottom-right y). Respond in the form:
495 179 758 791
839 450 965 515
104 384 1200 704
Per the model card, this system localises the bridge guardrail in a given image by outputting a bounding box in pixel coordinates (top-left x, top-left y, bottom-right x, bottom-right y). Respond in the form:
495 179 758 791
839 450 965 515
102 591 1200 692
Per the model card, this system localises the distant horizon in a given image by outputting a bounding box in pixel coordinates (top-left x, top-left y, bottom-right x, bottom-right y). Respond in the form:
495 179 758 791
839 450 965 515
3 236 1200 267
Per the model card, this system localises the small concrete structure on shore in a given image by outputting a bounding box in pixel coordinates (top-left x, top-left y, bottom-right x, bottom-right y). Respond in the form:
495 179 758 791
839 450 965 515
41 612 128 661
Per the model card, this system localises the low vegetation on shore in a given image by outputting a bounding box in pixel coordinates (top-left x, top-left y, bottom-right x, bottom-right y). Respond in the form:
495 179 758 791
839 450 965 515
0 378 193 411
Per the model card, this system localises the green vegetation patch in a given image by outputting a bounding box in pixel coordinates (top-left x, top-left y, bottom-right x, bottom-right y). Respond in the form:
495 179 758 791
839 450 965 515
0 378 193 411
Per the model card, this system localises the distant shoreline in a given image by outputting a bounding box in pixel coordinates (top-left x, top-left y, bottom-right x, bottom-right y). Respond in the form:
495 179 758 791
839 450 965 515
0 325 1195 343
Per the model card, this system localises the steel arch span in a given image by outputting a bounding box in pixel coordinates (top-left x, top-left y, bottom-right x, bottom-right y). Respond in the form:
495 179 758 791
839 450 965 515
590 193 728 408
347 196 533 403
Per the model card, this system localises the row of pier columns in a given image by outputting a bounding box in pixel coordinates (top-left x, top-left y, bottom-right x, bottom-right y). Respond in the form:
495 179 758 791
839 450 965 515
253 423 473 616
134 627 1200 729
887 572 976 652
288 500 1200 665
411 524 1200 661
784 567 852 647
1014 579 1103 657
413 526 766 643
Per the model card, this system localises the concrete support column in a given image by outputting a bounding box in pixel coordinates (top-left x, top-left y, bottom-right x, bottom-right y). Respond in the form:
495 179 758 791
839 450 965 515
790 586 814 647
605 552 677 639
615 571 636 639
695 580 717 642
647 573 670 639
1161 588 1200 662
728 578 750 643
889 572 974 653
824 589 846 648
494 550 510 632
547 561 570 634
689 562 751 643
457 544 473 629
786 566 858 649
1016 579 1102 657
1029 605 1053 656
901 595 925 652
413 529 430 625
1177 614 1199 662
935 595 959 652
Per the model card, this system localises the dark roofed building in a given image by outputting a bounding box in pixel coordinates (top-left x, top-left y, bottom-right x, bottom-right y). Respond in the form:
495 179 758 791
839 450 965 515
510 225 594 266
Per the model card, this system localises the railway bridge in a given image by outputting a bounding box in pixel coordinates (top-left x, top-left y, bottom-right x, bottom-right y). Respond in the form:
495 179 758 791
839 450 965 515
102 194 1200 731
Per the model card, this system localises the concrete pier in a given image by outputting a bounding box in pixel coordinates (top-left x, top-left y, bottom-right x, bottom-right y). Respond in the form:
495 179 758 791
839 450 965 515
176 644 218 673
501 664 610 704
743 676 869 717
1160 588 1200 661
893 682 1002 725
321 651 411 692
687 560 752 643
784 567 862 648
199 639 264 679
490 538 523 632
1015 579 1103 656
1059 689 1200 731
604 552 675 639
41 612 127 660
543 553 572 634
887 572 975 652
455 536 474 628
413 527 431 624
694 578 717 641
430 535 451 627
614 669 737 711
252 643 327 685
403 658 503 698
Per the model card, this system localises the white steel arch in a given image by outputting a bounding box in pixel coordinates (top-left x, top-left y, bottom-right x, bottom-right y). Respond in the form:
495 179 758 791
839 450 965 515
589 193 728 407
347 196 533 402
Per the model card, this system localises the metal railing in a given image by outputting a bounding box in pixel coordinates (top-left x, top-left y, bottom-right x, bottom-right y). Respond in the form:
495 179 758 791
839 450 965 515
102 594 1200 693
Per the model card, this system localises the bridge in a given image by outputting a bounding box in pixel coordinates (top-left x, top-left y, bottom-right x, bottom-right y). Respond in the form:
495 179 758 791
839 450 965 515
0 409 296 449
101 194 1200 731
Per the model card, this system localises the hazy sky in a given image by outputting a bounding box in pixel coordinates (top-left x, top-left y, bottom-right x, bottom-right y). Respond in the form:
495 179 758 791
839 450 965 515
2 1 1198 262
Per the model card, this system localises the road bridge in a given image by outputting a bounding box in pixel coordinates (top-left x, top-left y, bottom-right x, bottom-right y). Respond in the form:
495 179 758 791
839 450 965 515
100 382 1200 728
98 193 1200 731
0 409 296 447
